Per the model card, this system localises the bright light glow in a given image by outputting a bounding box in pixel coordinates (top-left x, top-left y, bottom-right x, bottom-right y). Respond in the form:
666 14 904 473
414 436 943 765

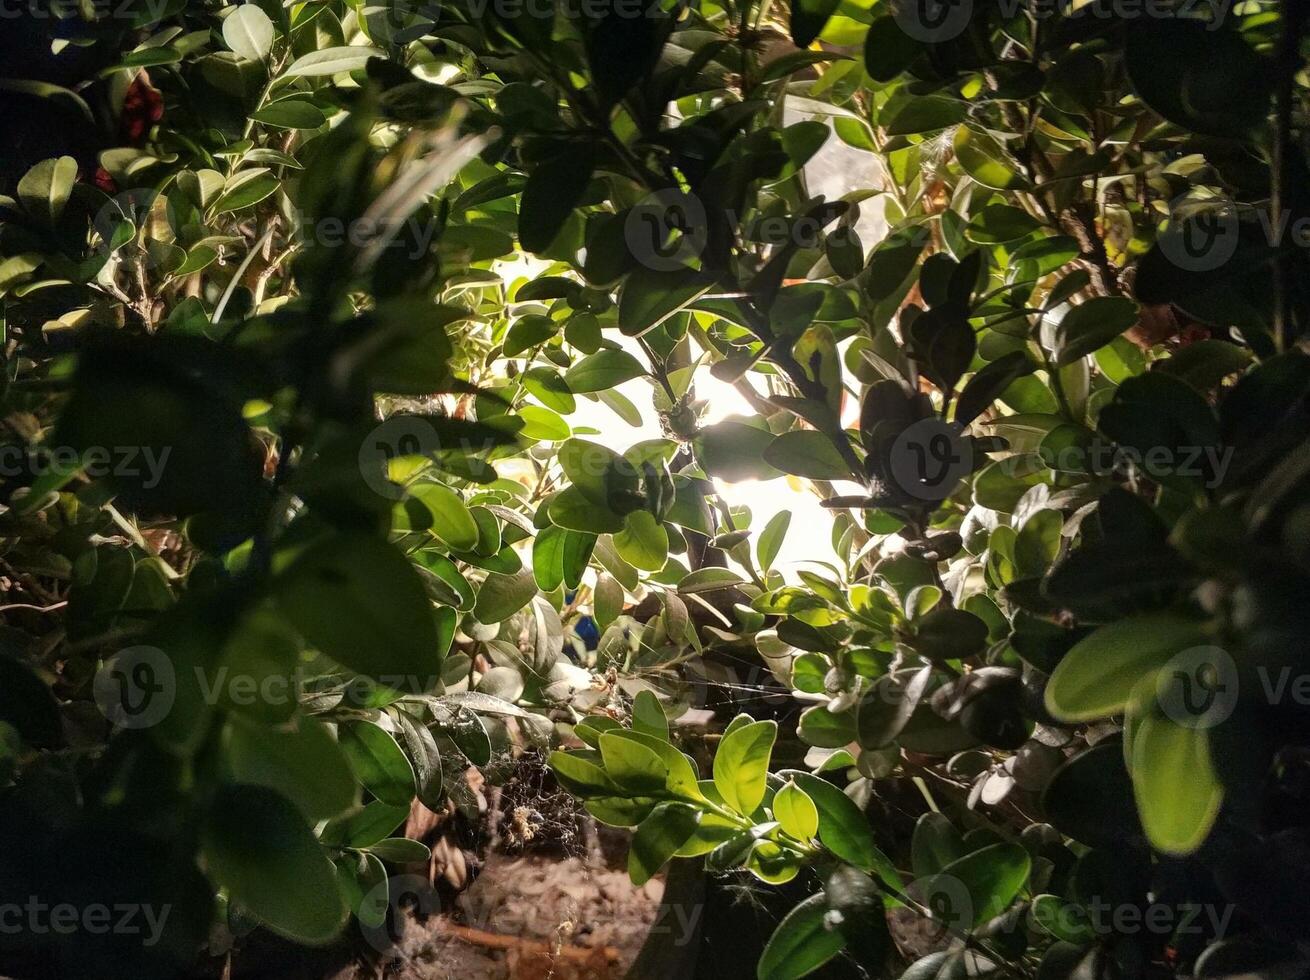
569 367 848 577
499 116 888 578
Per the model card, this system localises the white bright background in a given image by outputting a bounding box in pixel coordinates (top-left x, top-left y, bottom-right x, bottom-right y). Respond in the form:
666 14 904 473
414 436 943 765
509 111 891 578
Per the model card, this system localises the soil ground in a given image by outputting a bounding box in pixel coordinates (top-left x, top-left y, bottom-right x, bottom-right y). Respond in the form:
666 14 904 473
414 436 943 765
372 853 662 980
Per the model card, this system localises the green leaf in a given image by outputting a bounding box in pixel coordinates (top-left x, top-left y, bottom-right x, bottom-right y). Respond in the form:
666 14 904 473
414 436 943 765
566 312 603 353
632 689 669 741
713 719 777 816
857 667 932 748
213 170 279 213
251 99 326 129
203 785 346 944
1050 297 1138 366
611 729 703 800
225 715 356 821
773 781 819 840
953 128 1028 191
909 307 976 393
799 704 857 747
1125 20 1269 139
763 431 853 480
600 388 643 426
473 566 538 623
1044 613 1208 722
561 530 596 589
548 486 624 534
910 608 989 662
550 749 617 797
564 349 646 393
395 711 445 811
752 513 792 575
1031 894 1098 944
628 803 700 886
1129 711 1222 854
519 144 596 253
614 511 668 571
533 524 568 592
791 0 841 47
102 46 182 74
884 96 967 136
281 46 383 78
789 772 899 888
697 421 781 482
275 533 442 685
223 4 275 61
409 483 479 551
504 314 558 356
1041 740 1142 849
965 204 1042 244
1157 340 1253 393
17 156 77 228
320 801 410 848
599 731 669 795
863 16 922 83
557 438 636 507
865 227 927 301
911 812 965 878
522 366 576 413
826 225 864 279
585 1 669 106
339 722 417 807
369 837 432 864
757 891 846 980
618 266 711 337
594 573 624 627
930 842 1031 926
955 352 1035 428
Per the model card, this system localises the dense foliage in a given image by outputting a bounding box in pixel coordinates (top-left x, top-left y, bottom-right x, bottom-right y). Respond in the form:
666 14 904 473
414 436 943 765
2 0 1309 978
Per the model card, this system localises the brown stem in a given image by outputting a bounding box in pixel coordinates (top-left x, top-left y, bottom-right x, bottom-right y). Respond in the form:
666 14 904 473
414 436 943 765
996 98 1120 298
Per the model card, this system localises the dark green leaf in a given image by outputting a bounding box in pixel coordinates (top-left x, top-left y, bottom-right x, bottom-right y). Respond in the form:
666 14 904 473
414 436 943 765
519 144 596 253
275 533 442 686
203 785 346 944
757 891 846 980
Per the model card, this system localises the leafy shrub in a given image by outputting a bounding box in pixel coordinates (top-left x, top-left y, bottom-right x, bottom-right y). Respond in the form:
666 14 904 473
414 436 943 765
1 1 1309 979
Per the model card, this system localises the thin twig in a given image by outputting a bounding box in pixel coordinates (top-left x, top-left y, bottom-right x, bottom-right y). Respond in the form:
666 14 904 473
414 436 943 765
0 601 67 615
